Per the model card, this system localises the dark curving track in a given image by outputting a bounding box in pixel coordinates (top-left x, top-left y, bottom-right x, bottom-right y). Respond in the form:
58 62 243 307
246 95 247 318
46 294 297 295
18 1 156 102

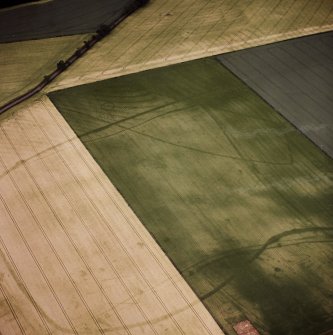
0 0 149 116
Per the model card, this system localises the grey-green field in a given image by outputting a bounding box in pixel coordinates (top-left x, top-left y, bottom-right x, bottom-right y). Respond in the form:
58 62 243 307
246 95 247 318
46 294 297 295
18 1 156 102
49 58 333 335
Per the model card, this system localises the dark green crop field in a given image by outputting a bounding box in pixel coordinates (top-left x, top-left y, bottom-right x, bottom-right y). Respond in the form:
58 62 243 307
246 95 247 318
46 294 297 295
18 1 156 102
50 58 333 335
0 0 136 43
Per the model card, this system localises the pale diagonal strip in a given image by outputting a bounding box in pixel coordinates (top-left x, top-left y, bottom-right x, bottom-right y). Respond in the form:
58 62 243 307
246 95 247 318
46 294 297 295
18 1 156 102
0 95 225 334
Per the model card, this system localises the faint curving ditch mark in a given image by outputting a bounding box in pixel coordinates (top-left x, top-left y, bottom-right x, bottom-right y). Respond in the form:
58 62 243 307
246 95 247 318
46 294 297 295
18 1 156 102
0 239 75 333
183 237 333 276
0 238 205 333
0 134 77 180
200 226 333 300
119 126 294 166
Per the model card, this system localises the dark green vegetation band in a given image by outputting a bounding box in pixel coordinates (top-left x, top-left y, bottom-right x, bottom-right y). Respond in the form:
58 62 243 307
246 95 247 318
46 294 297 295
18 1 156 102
50 58 333 335
0 0 137 42
218 31 333 159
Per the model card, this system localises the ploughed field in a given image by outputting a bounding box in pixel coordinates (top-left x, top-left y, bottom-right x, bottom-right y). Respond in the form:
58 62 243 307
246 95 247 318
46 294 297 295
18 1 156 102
219 31 333 159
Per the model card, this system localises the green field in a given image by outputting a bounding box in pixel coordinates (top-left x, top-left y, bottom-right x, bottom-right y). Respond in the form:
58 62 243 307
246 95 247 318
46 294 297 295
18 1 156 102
50 58 333 335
